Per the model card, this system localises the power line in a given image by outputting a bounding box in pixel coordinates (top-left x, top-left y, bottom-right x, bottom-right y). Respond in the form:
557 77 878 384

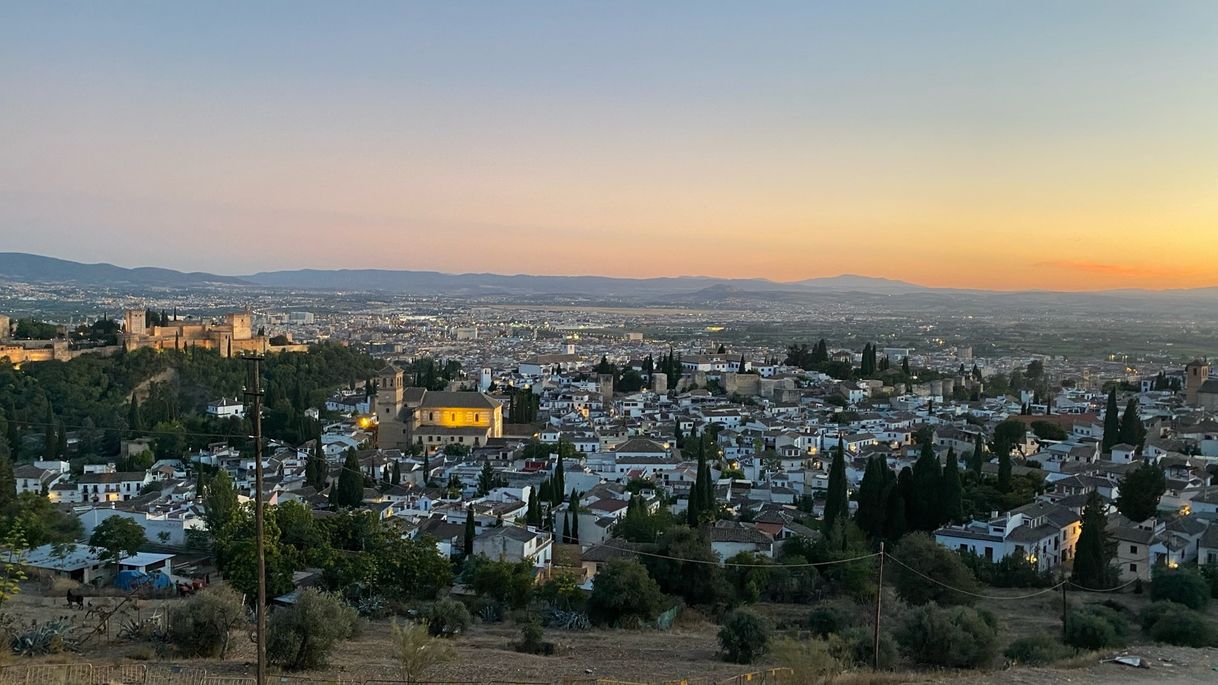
590 539 881 568
1067 576 1141 593
883 552 1067 600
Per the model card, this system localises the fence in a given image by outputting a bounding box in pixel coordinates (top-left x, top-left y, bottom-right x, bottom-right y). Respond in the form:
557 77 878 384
716 669 793 685
0 665 793 685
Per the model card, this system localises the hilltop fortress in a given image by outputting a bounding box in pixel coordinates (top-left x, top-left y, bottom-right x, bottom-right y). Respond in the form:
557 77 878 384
0 310 304 365
120 309 305 357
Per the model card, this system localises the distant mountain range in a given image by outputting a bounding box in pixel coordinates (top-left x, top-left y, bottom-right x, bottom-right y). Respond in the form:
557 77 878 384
1 252 1216 302
0 253 247 287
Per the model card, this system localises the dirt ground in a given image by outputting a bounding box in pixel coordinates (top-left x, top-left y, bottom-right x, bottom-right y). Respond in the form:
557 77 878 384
5 582 1218 684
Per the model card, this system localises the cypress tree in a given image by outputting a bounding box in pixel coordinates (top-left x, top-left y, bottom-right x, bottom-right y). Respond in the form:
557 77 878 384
561 511 571 544
901 356 911 376
1071 491 1112 589
686 474 702 526
970 432 985 477
940 448 963 525
910 441 942 531
1118 398 1146 448
854 455 888 538
570 493 581 544
997 448 1012 493
1101 387 1121 453
304 447 317 489
813 339 828 364
688 445 706 526
700 456 716 515
308 431 328 490
55 421 67 459
463 506 475 557
883 480 907 540
128 394 143 433
331 448 364 507
391 460 401 486
823 437 848 533
554 452 565 503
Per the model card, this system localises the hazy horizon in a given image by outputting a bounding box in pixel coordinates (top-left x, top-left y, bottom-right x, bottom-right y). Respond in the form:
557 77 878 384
4 2 1218 290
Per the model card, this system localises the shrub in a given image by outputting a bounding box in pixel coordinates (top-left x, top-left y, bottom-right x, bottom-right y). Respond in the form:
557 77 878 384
891 533 979 606
896 604 998 668
1063 606 1127 650
1150 566 1210 611
1138 601 1185 631
1199 564 1218 599
536 571 586 612
267 589 358 671
1004 635 1074 666
588 559 666 627
834 626 898 671
469 557 536 610
718 609 771 664
770 637 843 683
389 621 455 683
424 598 471 638
806 599 857 637
168 586 247 658
1144 604 1214 647
963 552 1055 588
515 619 555 656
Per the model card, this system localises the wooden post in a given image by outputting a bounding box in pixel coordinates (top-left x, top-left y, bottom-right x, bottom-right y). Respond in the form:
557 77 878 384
244 355 267 685
874 541 885 670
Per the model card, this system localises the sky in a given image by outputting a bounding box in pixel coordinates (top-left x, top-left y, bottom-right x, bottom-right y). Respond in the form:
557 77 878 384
2 1 1217 291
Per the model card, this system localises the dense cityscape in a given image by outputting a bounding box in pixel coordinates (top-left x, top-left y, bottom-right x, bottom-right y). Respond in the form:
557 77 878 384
0 261 1216 682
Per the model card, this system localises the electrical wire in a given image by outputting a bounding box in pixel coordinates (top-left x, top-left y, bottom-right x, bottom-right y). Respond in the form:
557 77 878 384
1067 576 1142 593
883 552 1067 600
589 539 881 568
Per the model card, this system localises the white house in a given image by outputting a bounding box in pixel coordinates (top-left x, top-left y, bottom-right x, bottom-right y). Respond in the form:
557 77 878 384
471 526 553 569
78 504 207 547
933 502 1080 572
76 471 152 503
206 397 246 419
707 521 775 561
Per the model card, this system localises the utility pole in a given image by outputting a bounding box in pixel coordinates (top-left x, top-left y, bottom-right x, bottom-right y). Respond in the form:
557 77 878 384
1060 575 1068 630
244 355 267 685
874 541 885 670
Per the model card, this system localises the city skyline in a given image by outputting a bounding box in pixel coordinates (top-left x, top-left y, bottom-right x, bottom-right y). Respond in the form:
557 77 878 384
4 2 1218 290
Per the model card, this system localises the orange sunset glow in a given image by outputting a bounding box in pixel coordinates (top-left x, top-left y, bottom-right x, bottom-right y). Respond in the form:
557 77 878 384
3 3 1217 291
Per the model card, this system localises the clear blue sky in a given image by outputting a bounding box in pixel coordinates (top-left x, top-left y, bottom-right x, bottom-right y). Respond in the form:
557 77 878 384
3 2 1216 288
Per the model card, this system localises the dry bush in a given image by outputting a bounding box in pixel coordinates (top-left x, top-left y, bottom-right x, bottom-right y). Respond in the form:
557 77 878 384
770 636 844 685
48 577 81 597
389 621 455 684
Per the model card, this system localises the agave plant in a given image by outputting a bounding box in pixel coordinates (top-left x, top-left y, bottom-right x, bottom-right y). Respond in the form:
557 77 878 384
11 618 77 656
543 607 591 631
